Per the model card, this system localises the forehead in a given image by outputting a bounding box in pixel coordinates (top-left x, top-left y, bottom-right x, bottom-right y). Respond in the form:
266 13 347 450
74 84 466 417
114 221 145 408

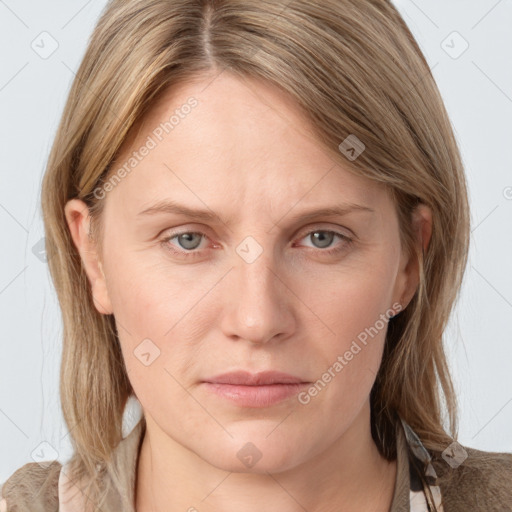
104 71 388 221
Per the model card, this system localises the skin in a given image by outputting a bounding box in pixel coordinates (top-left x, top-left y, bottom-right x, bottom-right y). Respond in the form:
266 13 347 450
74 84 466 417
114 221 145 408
65 69 432 512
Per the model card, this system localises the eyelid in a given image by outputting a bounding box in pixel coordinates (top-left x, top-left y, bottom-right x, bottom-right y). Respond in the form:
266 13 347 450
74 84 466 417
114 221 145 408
295 222 354 240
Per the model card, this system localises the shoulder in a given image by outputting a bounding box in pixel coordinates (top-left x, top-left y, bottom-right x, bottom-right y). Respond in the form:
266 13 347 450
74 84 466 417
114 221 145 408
0 460 62 511
431 444 512 510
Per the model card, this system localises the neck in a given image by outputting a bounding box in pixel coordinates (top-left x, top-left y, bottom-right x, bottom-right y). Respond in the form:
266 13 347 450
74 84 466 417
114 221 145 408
135 403 397 512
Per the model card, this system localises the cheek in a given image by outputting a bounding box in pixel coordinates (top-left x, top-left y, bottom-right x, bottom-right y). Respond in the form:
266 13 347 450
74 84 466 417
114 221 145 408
299 256 396 345
293 258 395 400
102 250 212 390
103 248 178 329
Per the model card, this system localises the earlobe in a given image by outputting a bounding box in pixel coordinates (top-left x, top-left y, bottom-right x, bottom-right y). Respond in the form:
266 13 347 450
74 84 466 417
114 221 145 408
64 199 113 315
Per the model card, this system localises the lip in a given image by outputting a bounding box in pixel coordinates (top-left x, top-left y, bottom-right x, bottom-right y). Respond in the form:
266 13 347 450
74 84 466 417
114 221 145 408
201 371 311 408
204 370 307 386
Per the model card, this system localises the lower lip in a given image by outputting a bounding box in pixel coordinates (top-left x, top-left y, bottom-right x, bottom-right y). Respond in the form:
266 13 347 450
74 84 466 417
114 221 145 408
202 382 310 407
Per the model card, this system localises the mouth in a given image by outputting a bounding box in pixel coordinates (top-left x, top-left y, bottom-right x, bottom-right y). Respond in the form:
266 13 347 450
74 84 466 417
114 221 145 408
201 370 311 408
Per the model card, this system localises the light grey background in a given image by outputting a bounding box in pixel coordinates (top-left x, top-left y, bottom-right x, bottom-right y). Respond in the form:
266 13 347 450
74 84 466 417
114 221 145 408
1 0 511 482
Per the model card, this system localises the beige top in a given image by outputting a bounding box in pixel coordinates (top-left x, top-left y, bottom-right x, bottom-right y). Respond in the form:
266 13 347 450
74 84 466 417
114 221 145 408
1 416 512 511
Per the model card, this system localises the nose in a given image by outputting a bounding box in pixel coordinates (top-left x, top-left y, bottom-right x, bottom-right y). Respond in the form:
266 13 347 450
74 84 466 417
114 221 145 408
219 248 296 345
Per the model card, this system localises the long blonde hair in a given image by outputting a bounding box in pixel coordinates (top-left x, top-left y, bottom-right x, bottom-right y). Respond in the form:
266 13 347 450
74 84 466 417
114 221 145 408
40 0 470 506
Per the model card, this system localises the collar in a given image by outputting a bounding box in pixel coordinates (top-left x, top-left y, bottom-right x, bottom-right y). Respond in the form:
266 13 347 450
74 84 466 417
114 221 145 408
58 418 145 512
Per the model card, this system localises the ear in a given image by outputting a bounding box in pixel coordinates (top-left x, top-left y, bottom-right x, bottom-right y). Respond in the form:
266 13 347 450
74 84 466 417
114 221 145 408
392 203 432 313
64 198 113 315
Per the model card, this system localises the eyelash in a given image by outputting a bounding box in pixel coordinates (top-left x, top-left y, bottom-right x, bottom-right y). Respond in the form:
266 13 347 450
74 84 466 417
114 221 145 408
159 228 353 259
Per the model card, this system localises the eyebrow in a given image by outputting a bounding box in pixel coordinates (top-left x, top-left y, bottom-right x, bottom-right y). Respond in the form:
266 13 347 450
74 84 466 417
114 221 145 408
137 199 375 225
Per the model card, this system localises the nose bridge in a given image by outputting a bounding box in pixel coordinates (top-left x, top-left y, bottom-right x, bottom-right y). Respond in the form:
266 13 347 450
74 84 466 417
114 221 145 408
222 235 293 344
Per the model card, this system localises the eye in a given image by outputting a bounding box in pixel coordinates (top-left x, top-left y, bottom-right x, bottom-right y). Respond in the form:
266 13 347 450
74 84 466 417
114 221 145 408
164 231 207 252
297 229 353 255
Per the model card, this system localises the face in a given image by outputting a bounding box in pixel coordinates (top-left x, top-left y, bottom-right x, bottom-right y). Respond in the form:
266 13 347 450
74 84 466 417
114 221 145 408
66 70 425 474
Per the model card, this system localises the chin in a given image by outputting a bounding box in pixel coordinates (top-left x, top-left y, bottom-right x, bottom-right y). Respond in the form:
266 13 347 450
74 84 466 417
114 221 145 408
198 432 309 474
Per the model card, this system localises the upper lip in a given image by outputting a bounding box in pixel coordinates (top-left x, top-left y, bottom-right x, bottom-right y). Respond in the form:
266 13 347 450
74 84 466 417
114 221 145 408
203 371 309 385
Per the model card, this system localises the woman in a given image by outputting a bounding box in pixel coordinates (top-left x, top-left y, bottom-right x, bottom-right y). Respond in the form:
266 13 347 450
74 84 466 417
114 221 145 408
1 0 511 510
